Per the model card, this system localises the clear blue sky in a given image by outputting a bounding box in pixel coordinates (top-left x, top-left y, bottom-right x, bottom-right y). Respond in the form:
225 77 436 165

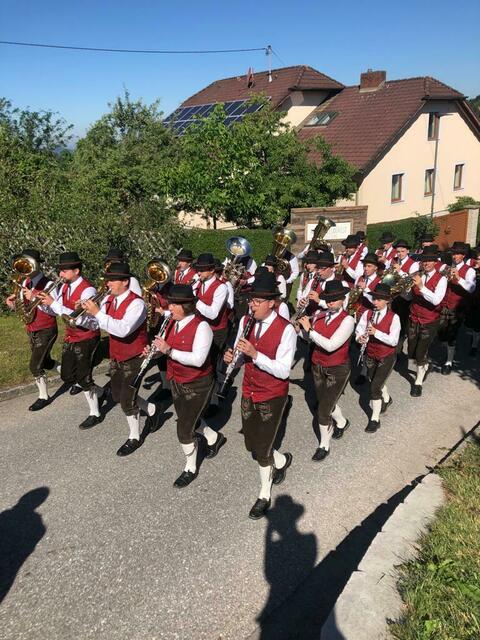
1 0 479 138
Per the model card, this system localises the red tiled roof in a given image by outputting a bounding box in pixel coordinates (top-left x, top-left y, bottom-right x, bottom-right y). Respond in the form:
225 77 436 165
180 65 344 108
298 76 466 175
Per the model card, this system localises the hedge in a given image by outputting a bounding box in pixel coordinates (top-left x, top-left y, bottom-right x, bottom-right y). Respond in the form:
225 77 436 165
185 228 273 264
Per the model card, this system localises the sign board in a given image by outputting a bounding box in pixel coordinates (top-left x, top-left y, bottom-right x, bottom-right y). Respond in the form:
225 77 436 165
306 221 352 242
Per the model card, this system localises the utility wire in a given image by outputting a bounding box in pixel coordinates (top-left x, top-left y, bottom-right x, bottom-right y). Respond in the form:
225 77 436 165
271 47 287 67
0 40 268 55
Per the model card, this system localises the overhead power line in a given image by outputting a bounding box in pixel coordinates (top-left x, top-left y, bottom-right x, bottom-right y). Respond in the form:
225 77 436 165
0 40 269 55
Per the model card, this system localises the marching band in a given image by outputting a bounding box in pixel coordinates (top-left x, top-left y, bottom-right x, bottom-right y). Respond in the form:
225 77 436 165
6 223 480 519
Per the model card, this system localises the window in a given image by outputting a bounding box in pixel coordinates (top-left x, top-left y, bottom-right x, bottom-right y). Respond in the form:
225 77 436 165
424 169 434 196
454 163 464 190
428 113 440 140
391 173 403 202
306 111 338 126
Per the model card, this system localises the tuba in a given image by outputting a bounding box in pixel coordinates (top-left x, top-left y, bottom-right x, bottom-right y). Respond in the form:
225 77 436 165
223 236 252 292
10 254 43 324
143 259 171 329
307 216 336 252
271 227 297 278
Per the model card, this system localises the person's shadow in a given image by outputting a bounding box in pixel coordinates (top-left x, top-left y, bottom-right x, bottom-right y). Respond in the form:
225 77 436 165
0 487 49 604
257 495 317 639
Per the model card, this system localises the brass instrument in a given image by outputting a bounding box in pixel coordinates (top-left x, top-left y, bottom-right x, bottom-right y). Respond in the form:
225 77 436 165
62 279 110 328
381 265 424 297
335 253 347 276
347 284 363 317
271 227 297 278
10 254 63 324
222 236 252 293
142 259 171 330
307 216 336 252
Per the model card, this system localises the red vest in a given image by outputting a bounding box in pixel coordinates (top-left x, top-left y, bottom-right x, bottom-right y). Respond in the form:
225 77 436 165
384 246 397 262
398 256 415 274
106 291 148 362
174 266 196 285
153 282 172 311
196 278 229 331
25 275 57 333
61 278 101 343
242 314 290 402
165 316 213 383
410 271 444 325
358 274 382 316
442 263 471 310
311 310 351 367
366 309 396 360
343 249 362 286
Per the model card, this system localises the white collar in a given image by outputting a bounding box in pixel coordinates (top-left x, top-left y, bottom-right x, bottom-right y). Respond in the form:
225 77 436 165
201 275 216 291
176 314 195 330
112 288 130 306
257 310 277 327
66 276 84 293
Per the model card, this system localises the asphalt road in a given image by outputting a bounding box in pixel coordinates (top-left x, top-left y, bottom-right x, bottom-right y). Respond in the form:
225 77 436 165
0 337 479 640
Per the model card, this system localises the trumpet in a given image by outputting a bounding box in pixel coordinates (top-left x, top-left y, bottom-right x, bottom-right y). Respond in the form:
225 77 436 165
62 281 109 328
335 253 347 275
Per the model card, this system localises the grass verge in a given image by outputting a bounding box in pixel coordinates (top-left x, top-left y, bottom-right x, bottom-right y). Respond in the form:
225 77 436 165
391 441 480 640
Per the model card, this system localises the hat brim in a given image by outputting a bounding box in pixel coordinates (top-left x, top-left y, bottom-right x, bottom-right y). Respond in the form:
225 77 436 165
103 272 132 280
317 261 334 267
321 286 350 301
194 263 215 270
57 261 82 269
248 291 280 299
167 296 195 303
419 254 439 261
341 242 358 248
371 292 391 300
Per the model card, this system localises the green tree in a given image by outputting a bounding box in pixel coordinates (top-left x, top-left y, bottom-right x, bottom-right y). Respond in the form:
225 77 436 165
447 195 480 212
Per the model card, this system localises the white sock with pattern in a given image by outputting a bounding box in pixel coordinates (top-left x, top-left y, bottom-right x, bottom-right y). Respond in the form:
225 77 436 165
273 449 286 470
137 396 156 417
371 399 382 421
83 390 100 417
381 385 390 403
196 421 218 445
331 404 347 429
319 423 333 451
35 375 48 400
126 413 140 441
415 364 428 385
259 465 272 500
181 442 197 473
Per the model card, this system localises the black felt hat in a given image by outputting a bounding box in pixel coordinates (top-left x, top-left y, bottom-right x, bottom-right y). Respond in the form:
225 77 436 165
356 230 366 241
450 241 470 255
394 239 410 249
177 249 193 262
317 251 335 267
264 254 278 267
22 248 43 263
371 283 392 300
103 261 134 280
57 251 82 269
419 245 440 261
380 231 395 243
303 250 321 264
362 252 380 267
194 253 215 270
104 247 125 262
167 284 195 303
249 272 280 299
320 279 350 301
342 234 360 248
421 232 435 243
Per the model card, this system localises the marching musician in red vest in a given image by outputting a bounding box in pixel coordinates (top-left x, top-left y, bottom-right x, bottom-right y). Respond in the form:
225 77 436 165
438 241 476 375
296 250 321 313
391 239 420 346
407 246 447 397
355 230 369 260
5 248 59 411
378 231 397 268
104 248 142 296
307 252 349 311
356 283 400 433
337 235 364 287
298 280 354 462
173 249 197 285
150 284 226 488
82 262 155 456
40 252 104 429
224 272 295 520
354 253 383 319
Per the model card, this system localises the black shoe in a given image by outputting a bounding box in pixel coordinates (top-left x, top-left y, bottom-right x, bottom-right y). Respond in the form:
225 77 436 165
248 498 271 520
365 419 380 433
69 385 82 396
381 397 393 414
146 406 162 433
28 398 50 411
312 447 330 462
173 470 197 489
272 452 293 485
355 374 366 386
203 404 220 419
205 432 227 459
470 347 478 357
410 384 423 397
441 364 452 375
333 419 350 439
79 414 103 430
116 439 142 457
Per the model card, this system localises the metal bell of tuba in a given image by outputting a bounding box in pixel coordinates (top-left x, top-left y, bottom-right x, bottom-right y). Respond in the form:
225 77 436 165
271 226 297 278
223 236 252 290
307 216 336 252
10 253 41 324
143 259 171 329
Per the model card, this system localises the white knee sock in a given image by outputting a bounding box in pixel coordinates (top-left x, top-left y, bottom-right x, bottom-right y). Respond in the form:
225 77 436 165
381 385 390 403
137 396 156 417
472 332 480 348
83 390 100 417
371 399 382 421
54 361 62 374
196 421 218 445
331 404 347 429
126 413 140 441
273 449 286 470
415 364 428 385
181 442 197 473
319 423 333 451
258 465 272 500
446 345 455 366
35 375 48 400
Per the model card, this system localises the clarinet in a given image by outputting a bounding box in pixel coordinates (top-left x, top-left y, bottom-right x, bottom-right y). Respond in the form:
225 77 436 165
290 272 322 325
357 311 379 366
130 314 172 389
217 312 255 399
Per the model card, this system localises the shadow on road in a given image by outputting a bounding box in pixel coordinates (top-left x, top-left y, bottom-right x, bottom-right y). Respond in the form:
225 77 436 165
0 486 49 604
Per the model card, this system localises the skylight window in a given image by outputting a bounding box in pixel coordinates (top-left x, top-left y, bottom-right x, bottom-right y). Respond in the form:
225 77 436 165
306 111 337 126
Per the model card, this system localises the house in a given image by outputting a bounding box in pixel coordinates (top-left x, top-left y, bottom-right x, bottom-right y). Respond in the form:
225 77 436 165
167 65 480 226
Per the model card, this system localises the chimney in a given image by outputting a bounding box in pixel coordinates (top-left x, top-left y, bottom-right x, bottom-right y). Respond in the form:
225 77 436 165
360 69 386 92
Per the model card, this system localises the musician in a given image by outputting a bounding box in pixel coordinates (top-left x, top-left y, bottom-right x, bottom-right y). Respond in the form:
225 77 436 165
264 255 287 300
296 250 321 310
281 249 300 301
5 249 59 411
150 284 226 488
378 231 397 268
391 239 420 345
355 230 369 259
104 248 142 295
354 253 383 319
298 280 354 461
173 249 197 285
355 284 400 433
224 251 257 321
307 252 349 312
407 246 447 396
39 252 104 429
214 258 235 311
465 245 480 356
415 232 436 254
255 265 290 320
224 272 295 520
82 262 156 456
438 241 476 375
337 235 364 287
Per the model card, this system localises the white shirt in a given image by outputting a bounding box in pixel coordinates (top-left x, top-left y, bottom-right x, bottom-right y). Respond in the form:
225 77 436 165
308 309 354 352
195 276 228 320
233 310 296 379
441 261 476 293
169 315 213 368
344 253 364 282
356 307 400 347
22 272 57 316
277 301 290 320
382 246 397 269
417 270 448 306
50 276 98 329
397 254 419 275
95 289 147 338
296 271 316 302
354 271 380 306
277 274 287 300
225 280 235 309
286 255 300 284
129 276 142 297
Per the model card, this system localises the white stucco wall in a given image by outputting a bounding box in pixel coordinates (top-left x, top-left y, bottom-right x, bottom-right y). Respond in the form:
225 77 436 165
357 101 480 224
281 90 330 128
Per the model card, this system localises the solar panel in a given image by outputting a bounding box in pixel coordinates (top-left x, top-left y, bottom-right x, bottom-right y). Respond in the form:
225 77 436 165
164 99 267 134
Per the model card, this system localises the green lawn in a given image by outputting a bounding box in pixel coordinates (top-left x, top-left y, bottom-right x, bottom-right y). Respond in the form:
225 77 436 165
392 442 480 640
